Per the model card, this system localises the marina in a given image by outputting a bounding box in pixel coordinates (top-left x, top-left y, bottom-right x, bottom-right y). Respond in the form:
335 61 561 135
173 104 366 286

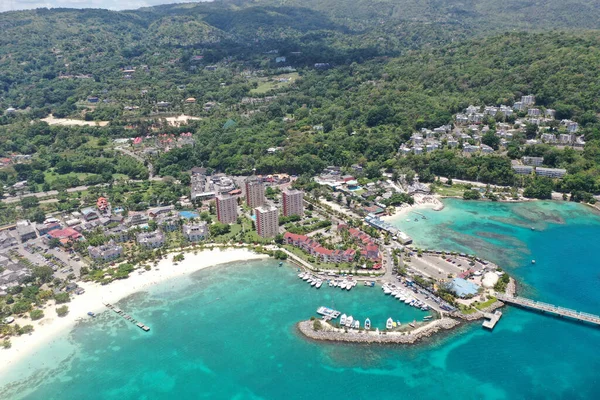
104 302 151 332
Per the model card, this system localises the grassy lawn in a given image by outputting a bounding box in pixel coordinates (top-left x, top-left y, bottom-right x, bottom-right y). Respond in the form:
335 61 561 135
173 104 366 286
44 170 93 184
433 184 470 197
249 72 299 94
474 297 498 310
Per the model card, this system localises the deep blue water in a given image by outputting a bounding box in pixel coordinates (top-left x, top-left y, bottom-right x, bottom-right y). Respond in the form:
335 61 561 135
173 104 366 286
1 199 599 399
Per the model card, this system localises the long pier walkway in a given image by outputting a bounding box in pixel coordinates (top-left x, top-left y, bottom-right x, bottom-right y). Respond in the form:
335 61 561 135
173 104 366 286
104 302 150 332
496 294 600 326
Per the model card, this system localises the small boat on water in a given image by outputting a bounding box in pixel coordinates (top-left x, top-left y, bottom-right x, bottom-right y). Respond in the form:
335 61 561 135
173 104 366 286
531 260 536 264
329 280 335 287
531 227 535 231
346 282 352 291
383 287 392 295
423 316 433 320
279 262 283 267
316 280 323 289
298 272 305 279
339 282 347 290
87 312 96 317
311 280 317 287
353 320 360 329
409 322 416 328
365 318 371 329
303 274 310 281
345 315 354 328
340 314 347 326
404 298 412 304
386 318 394 330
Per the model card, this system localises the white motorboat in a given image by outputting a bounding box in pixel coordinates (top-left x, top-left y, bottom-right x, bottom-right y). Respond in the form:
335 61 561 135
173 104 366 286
346 282 352 291
353 320 360 329
298 272 305 279
311 280 317 286
340 314 347 325
386 318 394 330
364 318 371 329
404 298 412 304
316 280 323 289
303 274 310 281
383 287 392 295
339 282 347 290
345 315 354 328
328 280 334 287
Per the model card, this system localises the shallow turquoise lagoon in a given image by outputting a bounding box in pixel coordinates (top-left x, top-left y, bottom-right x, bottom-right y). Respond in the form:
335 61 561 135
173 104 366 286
2 199 600 399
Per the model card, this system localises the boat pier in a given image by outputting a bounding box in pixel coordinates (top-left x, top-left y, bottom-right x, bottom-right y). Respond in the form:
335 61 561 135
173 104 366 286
482 310 502 329
104 302 150 331
496 294 600 326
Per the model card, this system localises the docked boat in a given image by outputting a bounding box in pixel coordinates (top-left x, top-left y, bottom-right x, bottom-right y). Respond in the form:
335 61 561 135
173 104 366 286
316 280 323 289
345 315 354 328
423 316 433 320
298 272 305 279
383 287 392 295
339 282 347 290
328 280 335 287
353 320 360 329
346 282 352 291
303 274 310 281
311 280 317 287
340 314 347 326
365 318 371 329
386 318 394 330
404 298 412 304
394 292 403 299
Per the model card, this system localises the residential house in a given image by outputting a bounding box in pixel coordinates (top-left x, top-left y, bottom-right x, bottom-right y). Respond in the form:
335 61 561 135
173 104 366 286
108 225 130 242
522 156 544 166
88 240 123 261
541 133 557 143
81 207 100 221
136 231 165 248
182 222 209 242
15 220 36 243
512 165 534 175
0 231 17 249
159 215 180 232
148 205 175 218
125 213 149 227
536 167 566 179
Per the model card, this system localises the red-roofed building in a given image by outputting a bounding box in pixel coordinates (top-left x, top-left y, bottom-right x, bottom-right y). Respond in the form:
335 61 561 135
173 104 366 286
97 197 109 212
341 226 380 261
47 228 83 243
283 232 354 263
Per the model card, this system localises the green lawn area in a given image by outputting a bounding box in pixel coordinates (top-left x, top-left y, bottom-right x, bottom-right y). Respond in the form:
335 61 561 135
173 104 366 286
474 297 498 310
433 184 469 197
43 170 93 184
249 72 299 94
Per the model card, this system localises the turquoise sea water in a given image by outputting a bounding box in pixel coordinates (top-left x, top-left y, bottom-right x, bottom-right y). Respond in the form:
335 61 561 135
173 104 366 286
2 199 600 399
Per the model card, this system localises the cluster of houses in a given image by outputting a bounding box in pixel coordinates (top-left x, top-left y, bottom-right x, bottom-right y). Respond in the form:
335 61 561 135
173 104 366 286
399 95 585 157
0 252 31 296
283 222 381 267
190 168 238 201
283 232 357 264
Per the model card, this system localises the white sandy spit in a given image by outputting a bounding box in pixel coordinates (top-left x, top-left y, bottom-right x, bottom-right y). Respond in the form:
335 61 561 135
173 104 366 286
0 248 268 374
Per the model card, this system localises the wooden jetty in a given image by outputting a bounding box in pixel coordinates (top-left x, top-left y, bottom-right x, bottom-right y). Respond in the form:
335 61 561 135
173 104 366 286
482 310 502 329
104 302 151 332
496 294 600 326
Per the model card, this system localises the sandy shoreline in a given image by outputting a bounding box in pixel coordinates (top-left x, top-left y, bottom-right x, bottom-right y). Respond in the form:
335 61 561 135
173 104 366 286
382 193 444 221
0 248 268 374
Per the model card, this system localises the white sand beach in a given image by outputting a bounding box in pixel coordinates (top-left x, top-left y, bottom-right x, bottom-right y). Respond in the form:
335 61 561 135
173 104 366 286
382 193 444 221
0 248 268 374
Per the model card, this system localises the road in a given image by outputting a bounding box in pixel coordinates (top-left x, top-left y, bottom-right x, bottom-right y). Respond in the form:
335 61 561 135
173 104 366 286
2 185 91 204
115 146 155 179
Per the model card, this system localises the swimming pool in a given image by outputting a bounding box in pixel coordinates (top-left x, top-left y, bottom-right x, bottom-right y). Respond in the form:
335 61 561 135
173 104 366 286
179 211 199 219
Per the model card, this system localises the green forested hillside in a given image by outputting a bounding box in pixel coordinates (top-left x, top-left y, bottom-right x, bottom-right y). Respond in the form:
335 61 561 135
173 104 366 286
2 1 600 198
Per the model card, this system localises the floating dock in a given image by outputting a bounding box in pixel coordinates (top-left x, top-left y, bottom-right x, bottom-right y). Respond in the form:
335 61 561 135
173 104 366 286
496 294 600 326
482 310 502 329
104 302 150 332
